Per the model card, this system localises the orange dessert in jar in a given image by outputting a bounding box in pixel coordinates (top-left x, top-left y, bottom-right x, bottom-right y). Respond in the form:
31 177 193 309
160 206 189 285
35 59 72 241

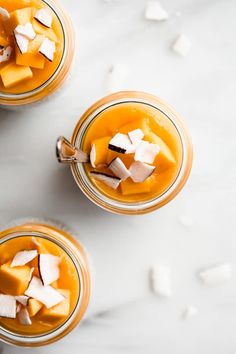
0 221 90 347
0 0 74 106
57 91 193 215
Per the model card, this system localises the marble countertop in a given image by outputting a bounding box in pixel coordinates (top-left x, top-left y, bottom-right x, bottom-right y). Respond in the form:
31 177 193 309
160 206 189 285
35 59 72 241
0 0 236 353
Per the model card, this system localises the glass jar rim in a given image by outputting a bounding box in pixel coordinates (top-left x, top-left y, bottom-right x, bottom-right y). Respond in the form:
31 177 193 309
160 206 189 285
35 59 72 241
0 229 83 345
0 0 67 101
70 93 192 215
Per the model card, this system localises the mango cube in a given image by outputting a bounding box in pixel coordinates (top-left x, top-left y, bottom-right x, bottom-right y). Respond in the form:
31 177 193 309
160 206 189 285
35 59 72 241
4 7 32 35
119 118 150 135
121 178 151 196
91 136 111 167
106 149 134 167
38 289 70 322
0 64 33 88
0 262 32 296
27 298 43 317
16 34 45 69
145 132 176 171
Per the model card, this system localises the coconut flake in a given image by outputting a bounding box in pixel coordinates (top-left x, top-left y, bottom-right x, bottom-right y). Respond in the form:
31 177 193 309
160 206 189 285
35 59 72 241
25 276 65 308
34 8 53 28
0 46 12 63
129 161 155 183
0 7 10 20
38 254 60 286
14 33 29 54
198 264 232 286
15 22 36 40
134 140 160 164
109 157 131 181
172 34 192 57
145 1 168 21
109 133 135 154
11 250 38 267
18 307 32 325
0 295 16 318
182 305 198 320
15 296 29 307
90 171 121 189
149 265 172 298
39 38 55 62
90 144 96 168
128 129 144 145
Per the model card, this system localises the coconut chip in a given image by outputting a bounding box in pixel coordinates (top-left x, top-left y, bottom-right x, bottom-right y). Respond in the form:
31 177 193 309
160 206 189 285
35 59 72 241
149 265 172 298
198 263 232 286
108 157 131 181
129 161 155 183
134 140 160 164
18 307 32 325
39 38 55 62
14 33 29 54
15 295 29 307
15 22 36 40
145 1 168 21
0 46 12 63
90 171 121 189
38 254 60 286
0 7 10 20
182 305 198 320
11 250 38 267
109 133 136 154
172 34 192 57
90 144 96 168
128 129 144 145
0 295 16 318
34 8 53 28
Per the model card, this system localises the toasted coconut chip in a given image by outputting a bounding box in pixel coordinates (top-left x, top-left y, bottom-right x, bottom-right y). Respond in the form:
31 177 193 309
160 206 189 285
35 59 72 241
0 295 16 319
38 254 60 286
15 296 29 307
25 276 65 309
18 307 32 325
39 37 55 62
128 129 144 145
14 32 29 54
90 144 96 168
90 171 121 189
0 46 12 63
34 8 53 28
11 250 38 267
108 157 131 181
15 22 36 40
0 7 10 20
134 140 160 164
129 161 155 183
109 133 136 154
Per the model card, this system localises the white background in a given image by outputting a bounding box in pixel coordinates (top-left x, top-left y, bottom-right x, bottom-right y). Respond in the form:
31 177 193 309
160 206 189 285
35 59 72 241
0 0 236 353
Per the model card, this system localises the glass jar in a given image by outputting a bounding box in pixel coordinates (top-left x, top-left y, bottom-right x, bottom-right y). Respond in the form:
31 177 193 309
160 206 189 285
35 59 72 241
57 91 193 215
0 0 74 106
0 220 90 347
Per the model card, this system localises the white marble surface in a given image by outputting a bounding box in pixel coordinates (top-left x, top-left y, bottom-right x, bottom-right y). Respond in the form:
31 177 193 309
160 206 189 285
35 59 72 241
0 0 236 353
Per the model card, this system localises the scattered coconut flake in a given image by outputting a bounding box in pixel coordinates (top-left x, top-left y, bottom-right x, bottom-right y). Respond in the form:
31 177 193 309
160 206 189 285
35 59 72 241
199 264 232 286
14 33 29 54
15 22 36 40
90 144 96 168
182 305 198 320
109 133 136 154
0 295 16 318
11 250 38 267
18 307 32 325
90 171 121 189
109 157 131 181
179 215 194 228
106 63 128 93
150 265 172 297
0 7 10 20
172 34 192 57
134 140 160 164
38 254 60 286
145 1 168 21
0 46 12 63
128 129 144 145
34 8 53 28
39 38 55 62
15 295 29 307
25 276 65 309
129 161 155 183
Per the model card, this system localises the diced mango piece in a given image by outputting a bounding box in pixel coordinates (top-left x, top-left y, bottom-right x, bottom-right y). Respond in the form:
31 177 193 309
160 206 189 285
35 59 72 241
38 289 70 322
0 0 41 12
121 178 151 196
16 34 45 69
32 18 58 42
91 136 111 167
27 298 43 317
145 132 176 172
106 149 134 168
119 118 150 135
4 7 32 34
0 64 33 88
0 262 32 295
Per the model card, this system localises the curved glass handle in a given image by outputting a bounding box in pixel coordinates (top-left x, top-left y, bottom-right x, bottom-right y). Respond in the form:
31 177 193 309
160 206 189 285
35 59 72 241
56 136 88 163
